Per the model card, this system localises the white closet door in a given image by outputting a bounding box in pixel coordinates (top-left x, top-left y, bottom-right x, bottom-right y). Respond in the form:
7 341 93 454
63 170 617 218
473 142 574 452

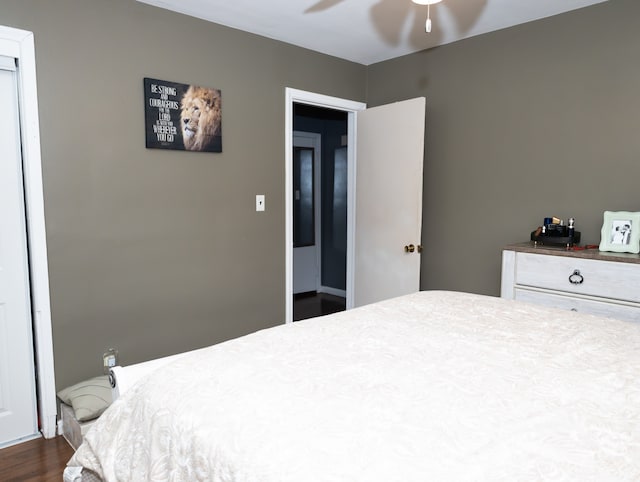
0 56 39 447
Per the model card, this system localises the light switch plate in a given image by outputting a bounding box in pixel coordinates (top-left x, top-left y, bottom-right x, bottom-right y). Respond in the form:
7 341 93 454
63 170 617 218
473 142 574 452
256 194 265 211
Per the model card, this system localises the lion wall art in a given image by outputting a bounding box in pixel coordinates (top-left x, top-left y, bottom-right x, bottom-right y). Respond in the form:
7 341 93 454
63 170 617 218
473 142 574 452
144 77 222 153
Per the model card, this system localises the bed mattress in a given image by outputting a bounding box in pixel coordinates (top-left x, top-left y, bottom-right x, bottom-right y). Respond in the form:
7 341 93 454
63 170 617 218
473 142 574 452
67 291 640 481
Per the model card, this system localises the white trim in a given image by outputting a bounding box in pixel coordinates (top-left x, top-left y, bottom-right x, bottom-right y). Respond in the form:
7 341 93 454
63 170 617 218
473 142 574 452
318 286 347 298
500 250 516 300
293 131 322 294
345 112 358 311
0 26 56 439
285 88 366 323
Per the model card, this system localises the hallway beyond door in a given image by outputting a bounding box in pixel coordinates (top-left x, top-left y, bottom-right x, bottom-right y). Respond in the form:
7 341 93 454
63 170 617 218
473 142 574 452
293 292 345 321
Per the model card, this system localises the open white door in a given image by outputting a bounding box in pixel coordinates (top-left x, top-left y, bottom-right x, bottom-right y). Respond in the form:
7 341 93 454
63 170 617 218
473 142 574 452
353 97 426 307
285 89 425 320
292 132 321 294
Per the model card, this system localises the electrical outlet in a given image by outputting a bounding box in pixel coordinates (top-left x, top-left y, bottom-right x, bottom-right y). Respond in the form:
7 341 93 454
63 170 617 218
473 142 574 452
103 348 118 373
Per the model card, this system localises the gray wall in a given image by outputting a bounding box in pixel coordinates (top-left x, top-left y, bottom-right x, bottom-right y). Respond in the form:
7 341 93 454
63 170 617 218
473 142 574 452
2 0 366 390
367 0 640 295
4 0 639 391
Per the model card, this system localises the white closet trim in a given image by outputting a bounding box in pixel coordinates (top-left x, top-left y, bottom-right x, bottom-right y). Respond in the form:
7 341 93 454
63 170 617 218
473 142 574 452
0 25 56 439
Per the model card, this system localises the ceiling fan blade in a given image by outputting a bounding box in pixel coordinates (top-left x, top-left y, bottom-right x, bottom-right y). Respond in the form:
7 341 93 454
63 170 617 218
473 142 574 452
304 0 348 14
370 0 412 46
445 0 489 36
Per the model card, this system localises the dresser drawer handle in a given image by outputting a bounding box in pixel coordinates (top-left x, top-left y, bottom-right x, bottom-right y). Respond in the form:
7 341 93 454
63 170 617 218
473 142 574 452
569 269 584 285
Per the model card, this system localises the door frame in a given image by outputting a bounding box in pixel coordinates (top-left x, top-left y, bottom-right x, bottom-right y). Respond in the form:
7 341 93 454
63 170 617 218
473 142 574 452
292 131 322 295
285 88 366 323
0 26 56 439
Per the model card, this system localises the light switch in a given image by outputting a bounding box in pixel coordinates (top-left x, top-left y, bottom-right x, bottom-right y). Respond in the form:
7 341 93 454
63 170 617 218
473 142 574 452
256 194 265 211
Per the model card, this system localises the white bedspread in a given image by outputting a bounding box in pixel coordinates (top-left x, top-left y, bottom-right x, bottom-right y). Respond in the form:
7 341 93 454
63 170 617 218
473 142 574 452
68 291 640 481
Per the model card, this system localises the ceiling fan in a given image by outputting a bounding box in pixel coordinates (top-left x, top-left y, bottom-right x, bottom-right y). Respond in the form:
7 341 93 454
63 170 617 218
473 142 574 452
305 0 487 47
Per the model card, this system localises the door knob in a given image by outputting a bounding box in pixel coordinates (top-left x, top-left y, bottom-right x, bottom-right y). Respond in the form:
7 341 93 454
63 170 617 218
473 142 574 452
404 244 415 253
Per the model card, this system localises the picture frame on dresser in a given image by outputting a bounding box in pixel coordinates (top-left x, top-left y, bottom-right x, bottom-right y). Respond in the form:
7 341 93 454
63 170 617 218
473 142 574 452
599 211 640 254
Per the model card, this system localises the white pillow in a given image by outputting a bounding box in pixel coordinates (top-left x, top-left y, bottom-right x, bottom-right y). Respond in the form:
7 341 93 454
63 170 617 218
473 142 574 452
57 375 112 422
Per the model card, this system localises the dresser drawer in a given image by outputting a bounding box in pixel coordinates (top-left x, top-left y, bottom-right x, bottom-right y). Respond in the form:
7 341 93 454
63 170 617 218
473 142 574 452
515 252 640 303
515 288 640 323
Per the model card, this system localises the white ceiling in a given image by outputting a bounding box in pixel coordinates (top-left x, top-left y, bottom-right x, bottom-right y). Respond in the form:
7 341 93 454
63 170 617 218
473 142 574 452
137 0 607 65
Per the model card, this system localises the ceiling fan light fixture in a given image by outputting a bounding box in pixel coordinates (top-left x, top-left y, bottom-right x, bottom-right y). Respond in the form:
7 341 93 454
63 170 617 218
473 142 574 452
411 0 442 5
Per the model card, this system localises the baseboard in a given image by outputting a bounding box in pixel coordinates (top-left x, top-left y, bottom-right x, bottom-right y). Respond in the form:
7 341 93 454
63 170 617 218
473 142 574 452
318 286 346 298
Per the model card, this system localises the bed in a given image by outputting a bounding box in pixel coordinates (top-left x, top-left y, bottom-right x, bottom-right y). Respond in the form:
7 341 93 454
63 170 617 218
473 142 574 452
65 290 640 481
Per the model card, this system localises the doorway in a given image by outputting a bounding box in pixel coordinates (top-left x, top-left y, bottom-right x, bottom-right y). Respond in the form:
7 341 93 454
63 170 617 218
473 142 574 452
285 89 366 323
292 105 349 321
285 89 426 323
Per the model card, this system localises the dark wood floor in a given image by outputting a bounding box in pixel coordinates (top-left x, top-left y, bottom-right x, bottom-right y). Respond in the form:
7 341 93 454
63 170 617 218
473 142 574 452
294 291 346 321
0 436 74 482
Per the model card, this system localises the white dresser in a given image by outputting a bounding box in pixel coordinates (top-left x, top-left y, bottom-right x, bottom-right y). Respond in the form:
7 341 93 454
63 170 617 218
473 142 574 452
501 243 640 323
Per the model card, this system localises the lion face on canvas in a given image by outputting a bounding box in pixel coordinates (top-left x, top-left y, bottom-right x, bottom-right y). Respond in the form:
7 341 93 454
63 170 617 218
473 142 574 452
180 86 222 151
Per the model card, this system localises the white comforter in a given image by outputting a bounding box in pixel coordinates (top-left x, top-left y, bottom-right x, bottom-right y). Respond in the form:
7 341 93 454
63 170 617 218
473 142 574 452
68 291 640 481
